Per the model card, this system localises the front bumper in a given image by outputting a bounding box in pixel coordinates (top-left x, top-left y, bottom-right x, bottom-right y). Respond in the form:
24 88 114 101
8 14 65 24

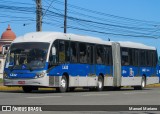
4 76 49 87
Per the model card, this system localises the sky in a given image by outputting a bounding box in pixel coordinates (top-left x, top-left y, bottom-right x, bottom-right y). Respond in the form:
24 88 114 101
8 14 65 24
0 0 160 54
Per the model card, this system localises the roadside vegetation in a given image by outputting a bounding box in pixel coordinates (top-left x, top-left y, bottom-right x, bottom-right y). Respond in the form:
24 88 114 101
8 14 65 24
0 78 3 83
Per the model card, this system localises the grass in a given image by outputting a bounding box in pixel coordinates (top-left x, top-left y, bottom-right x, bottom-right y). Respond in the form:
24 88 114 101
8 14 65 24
146 83 160 87
0 78 3 83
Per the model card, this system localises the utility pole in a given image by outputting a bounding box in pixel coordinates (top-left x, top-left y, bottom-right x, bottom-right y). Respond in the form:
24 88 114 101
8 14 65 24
36 0 42 31
64 0 67 33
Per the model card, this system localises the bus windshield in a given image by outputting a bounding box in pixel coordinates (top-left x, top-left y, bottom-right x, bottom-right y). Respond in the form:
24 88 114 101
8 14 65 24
5 42 50 70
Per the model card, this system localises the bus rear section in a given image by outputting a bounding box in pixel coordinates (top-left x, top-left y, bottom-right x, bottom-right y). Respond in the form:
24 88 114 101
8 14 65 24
117 42 159 89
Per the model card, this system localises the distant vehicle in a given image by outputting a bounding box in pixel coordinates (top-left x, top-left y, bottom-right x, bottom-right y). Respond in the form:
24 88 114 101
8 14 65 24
3 32 159 93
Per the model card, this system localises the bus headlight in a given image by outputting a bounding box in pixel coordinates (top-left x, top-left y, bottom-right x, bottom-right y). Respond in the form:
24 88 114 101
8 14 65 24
36 72 45 78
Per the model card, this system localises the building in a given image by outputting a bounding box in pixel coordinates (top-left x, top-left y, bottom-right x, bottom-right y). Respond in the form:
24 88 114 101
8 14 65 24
0 25 16 78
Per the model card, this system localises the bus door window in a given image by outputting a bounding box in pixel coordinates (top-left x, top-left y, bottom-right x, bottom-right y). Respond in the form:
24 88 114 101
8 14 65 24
70 42 77 63
59 41 65 63
79 43 87 63
121 48 129 66
58 40 69 63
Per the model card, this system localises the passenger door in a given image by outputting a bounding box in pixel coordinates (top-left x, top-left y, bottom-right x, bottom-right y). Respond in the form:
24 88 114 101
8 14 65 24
87 45 97 86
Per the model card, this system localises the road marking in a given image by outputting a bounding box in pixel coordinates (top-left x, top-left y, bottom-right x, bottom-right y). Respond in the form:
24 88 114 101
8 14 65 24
123 92 147 95
82 93 109 96
27 96 62 99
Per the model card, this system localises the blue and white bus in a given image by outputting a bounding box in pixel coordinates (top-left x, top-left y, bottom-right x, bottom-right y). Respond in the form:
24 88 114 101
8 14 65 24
3 32 159 92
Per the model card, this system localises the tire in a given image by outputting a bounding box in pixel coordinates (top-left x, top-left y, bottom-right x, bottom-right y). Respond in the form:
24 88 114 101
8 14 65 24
59 76 68 93
134 76 146 90
22 86 33 93
97 76 104 91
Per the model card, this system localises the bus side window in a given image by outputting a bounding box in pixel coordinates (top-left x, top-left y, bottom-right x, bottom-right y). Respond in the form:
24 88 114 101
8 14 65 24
96 45 104 64
71 42 77 63
79 43 87 63
151 50 157 67
86 45 90 63
105 46 112 65
139 50 146 66
121 48 129 66
134 49 139 66
129 49 133 66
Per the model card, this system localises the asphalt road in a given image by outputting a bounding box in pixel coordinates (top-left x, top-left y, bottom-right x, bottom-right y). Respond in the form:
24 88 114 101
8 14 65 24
0 88 160 113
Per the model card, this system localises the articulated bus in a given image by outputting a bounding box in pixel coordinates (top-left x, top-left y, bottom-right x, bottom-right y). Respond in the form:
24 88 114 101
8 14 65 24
3 32 159 92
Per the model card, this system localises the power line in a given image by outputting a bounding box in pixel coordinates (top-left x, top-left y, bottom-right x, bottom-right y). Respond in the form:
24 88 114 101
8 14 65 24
54 0 160 26
42 10 160 38
42 0 56 20
0 1 160 39
67 26 159 39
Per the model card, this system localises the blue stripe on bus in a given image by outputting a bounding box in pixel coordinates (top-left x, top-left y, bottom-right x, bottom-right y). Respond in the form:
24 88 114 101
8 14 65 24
122 66 156 77
48 64 112 77
4 62 158 79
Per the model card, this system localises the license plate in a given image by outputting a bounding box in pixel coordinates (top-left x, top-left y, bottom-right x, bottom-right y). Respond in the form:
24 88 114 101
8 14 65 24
18 81 25 84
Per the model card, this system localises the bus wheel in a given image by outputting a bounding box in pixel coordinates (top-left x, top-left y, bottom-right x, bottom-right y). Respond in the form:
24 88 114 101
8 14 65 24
22 86 32 93
59 76 68 93
97 76 104 91
134 76 146 90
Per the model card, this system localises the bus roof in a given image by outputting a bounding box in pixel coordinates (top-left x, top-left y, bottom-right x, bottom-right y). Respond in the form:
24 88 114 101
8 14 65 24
13 32 156 50
13 32 111 45
118 41 156 50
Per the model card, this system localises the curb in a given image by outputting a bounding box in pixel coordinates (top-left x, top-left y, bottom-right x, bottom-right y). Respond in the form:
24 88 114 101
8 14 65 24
0 86 22 91
146 84 160 88
0 85 55 91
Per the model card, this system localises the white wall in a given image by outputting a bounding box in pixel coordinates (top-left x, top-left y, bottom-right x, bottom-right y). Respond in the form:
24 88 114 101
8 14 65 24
0 57 5 79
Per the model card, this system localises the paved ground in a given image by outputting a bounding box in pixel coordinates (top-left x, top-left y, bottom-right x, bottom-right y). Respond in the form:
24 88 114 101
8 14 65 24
0 88 160 114
1 87 160 105
0 87 160 113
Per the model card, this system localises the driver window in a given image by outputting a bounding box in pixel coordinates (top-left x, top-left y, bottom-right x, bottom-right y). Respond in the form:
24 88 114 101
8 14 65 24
49 40 58 68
